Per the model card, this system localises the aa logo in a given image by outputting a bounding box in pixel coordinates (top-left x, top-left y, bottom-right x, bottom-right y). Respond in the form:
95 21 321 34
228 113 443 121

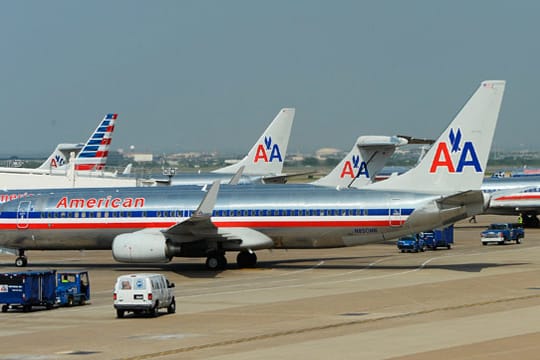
429 128 481 173
340 155 369 178
254 136 283 163
50 155 66 168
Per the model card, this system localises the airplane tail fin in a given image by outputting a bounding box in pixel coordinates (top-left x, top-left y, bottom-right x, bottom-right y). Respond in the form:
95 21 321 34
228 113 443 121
213 108 295 175
37 143 83 170
312 136 408 188
368 80 506 194
74 113 117 171
122 163 133 176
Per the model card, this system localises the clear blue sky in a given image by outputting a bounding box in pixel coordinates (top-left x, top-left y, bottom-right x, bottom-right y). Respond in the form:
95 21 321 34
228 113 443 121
1 1 538 156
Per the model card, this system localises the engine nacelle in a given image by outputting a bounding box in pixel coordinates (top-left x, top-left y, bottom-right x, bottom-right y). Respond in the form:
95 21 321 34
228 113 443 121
112 229 172 263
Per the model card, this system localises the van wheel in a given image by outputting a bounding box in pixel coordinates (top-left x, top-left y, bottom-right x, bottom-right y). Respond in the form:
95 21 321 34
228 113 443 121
151 302 159 317
1 305 8 313
79 296 86 305
67 296 74 307
116 309 125 318
167 299 176 314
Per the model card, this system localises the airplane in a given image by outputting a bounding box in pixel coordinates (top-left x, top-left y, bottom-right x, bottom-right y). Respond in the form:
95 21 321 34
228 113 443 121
0 113 118 175
311 135 436 188
0 114 142 190
0 80 505 269
482 176 540 227
154 108 296 186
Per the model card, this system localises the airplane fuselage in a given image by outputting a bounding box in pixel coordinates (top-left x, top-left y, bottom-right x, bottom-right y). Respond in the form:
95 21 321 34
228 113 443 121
0 184 456 251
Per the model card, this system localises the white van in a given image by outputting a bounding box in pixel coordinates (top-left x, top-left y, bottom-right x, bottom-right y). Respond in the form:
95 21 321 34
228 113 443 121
113 273 175 318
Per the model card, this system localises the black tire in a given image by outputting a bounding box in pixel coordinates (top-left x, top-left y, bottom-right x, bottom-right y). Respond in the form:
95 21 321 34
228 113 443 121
206 254 220 270
167 299 176 314
116 309 125 318
67 296 74 307
22 305 31 312
1 305 8 313
79 296 86 305
150 302 159 317
237 250 257 268
15 257 27 267
516 237 522 244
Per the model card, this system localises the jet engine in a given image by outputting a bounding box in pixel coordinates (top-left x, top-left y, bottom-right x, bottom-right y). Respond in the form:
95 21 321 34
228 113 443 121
112 230 172 263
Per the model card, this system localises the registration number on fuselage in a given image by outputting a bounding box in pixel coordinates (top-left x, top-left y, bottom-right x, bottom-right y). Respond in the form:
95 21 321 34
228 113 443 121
353 228 378 234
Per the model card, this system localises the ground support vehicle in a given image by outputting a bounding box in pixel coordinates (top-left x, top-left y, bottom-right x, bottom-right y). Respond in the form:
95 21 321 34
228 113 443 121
421 226 454 250
113 273 175 318
397 235 426 253
481 223 524 245
0 270 56 312
0 270 90 312
56 271 90 306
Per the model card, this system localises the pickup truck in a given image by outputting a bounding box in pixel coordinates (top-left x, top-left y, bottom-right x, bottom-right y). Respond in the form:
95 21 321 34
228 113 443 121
481 223 524 245
397 235 426 253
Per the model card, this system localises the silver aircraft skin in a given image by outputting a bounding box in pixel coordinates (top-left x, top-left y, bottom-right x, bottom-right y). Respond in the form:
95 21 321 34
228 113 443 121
0 80 505 268
482 175 540 226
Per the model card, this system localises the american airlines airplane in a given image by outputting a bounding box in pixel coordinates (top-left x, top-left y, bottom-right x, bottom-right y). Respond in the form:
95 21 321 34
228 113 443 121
0 114 141 189
0 113 118 175
155 108 296 185
482 176 540 227
0 80 505 269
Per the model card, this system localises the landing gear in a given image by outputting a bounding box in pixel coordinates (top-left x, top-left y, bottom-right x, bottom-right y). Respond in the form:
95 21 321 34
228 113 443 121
237 250 257 268
15 249 27 267
523 214 540 228
205 251 227 270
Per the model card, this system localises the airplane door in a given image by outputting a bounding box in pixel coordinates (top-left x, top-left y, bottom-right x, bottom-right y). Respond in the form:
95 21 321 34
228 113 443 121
389 198 402 227
16 200 31 229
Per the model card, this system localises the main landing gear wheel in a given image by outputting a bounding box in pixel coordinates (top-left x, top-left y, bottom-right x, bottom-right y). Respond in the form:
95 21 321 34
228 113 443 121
237 250 257 268
205 252 227 270
15 256 28 267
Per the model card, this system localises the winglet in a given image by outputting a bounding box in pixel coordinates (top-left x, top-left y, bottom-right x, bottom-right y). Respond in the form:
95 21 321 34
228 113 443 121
228 166 245 185
368 80 505 194
213 108 295 175
194 180 220 216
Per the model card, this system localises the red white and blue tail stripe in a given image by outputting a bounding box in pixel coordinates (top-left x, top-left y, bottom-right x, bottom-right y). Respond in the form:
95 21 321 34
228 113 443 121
74 113 117 171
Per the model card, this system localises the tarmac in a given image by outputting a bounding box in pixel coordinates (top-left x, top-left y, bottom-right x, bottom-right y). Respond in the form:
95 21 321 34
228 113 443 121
0 214 539 360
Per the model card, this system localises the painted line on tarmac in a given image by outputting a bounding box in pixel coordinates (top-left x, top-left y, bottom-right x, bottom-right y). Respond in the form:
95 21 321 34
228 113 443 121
117 292 540 360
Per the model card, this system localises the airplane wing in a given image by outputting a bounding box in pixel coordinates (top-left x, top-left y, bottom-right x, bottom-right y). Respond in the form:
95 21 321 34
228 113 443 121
162 180 273 249
163 180 221 241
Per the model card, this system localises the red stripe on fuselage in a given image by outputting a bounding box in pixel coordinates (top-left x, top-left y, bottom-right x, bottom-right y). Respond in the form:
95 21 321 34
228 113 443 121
0 219 406 231
494 194 540 201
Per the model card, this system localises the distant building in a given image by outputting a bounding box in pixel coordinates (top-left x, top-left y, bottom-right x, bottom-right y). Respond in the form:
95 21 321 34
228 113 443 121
315 148 342 160
125 153 153 162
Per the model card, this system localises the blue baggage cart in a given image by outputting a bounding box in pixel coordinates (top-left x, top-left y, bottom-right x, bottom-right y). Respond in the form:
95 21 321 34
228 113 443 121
0 270 57 312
